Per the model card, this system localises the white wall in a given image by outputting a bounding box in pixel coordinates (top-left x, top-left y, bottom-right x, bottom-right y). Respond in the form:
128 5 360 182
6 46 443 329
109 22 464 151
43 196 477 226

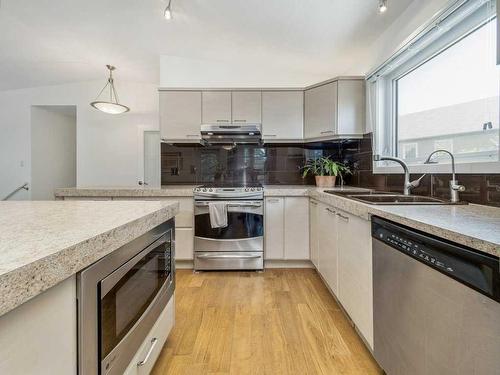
0 80 159 199
160 0 451 87
31 106 76 200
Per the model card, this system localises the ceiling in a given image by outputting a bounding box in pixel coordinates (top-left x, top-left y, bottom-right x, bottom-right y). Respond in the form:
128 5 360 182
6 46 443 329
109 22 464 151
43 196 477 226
0 0 414 91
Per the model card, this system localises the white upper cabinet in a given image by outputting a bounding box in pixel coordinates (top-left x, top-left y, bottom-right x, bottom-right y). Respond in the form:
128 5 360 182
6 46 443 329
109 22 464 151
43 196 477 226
304 78 365 140
232 91 262 124
159 91 201 141
202 91 232 124
304 82 337 139
337 80 365 136
262 91 303 141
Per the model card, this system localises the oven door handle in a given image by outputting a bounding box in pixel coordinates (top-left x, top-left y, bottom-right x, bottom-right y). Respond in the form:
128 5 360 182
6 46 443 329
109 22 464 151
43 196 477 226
196 254 262 259
195 202 263 208
137 337 158 367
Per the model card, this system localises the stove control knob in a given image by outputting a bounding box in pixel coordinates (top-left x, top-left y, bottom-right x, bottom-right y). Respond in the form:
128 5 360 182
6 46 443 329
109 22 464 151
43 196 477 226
251 188 255 191
209 188 213 192
203 188 207 192
245 188 249 192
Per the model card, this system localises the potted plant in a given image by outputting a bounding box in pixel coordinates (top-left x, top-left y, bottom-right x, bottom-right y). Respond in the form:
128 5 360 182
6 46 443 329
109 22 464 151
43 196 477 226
301 157 351 187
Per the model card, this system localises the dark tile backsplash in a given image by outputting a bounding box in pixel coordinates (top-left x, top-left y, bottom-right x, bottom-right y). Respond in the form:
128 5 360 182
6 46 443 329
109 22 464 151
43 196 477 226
161 135 500 207
161 142 352 186
349 133 500 207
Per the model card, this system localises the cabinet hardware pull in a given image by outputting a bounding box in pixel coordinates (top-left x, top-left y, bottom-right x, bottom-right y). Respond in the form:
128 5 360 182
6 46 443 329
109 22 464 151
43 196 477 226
216 119 230 122
264 134 277 137
321 130 334 134
326 207 336 214
336 213 349 221
233 119 247 122
267 198 280 203
310 201 318 206
137 337 158 367
186 134 199 137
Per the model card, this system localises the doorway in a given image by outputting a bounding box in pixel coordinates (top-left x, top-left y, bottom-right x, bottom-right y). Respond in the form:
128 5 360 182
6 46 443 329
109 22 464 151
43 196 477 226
143 130 161 187
30 105 76 200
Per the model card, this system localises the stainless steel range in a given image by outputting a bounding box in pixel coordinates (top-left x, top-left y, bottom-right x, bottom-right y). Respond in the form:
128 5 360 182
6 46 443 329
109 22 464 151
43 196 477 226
193 183 264 271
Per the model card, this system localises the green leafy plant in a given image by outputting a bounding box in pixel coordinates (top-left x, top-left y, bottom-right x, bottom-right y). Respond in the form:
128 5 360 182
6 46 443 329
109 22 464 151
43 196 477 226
301 157 351 183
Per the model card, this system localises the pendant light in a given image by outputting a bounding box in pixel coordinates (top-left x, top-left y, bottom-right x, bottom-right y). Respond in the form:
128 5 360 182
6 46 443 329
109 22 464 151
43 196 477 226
378 0 388 13
90 65 130 114
164 0 173 19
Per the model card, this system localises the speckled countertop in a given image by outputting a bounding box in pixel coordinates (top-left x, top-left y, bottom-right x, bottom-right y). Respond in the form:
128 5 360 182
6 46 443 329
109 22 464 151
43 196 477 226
0 200 179 317
309 189 500 258
55 185 500 257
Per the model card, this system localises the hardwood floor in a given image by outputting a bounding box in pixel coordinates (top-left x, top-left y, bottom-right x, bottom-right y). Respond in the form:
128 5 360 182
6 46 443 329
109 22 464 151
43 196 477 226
152 269 381 375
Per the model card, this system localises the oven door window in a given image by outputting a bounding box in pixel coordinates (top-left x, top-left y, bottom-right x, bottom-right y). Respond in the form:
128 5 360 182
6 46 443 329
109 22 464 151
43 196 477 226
99 234 172 360
195 206 263 240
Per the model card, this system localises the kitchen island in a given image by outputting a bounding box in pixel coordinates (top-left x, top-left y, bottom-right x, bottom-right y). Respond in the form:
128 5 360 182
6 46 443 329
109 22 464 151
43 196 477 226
0 200 179 375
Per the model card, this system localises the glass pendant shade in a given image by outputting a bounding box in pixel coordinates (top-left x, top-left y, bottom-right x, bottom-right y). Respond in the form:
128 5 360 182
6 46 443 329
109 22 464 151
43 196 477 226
90 65 130 114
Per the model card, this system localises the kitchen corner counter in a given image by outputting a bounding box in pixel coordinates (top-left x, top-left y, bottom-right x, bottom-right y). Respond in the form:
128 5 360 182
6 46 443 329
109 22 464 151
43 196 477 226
309 190 500 258
0 200 179 317
55 185 198 198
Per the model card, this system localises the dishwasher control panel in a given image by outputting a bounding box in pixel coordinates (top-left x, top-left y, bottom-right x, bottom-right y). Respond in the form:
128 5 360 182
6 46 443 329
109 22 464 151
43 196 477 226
376 229 454 272
372 216 500 303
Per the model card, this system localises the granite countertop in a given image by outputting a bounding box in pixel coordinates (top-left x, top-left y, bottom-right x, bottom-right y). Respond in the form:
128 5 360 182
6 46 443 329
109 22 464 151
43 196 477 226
0 200 179 317
54 185 361 198
54 185 499 257
309 189 500 257
55 185 198 197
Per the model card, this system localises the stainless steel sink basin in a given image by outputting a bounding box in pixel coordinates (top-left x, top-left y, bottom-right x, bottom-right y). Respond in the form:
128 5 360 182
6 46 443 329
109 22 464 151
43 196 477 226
325 191 467 205
324 190 394 196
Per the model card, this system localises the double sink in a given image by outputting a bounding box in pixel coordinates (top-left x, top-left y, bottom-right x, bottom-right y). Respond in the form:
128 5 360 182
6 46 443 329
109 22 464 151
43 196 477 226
324 190 468 205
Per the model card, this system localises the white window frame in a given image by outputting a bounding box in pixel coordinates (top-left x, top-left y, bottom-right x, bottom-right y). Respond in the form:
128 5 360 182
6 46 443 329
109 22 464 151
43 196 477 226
368 0 500 174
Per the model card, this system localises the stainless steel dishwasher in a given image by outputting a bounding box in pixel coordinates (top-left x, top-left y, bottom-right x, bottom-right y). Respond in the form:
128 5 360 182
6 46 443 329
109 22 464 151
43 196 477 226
372 216 500 375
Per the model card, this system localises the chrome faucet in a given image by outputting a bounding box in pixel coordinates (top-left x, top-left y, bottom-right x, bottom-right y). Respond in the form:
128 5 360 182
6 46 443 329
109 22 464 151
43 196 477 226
424 150 465 203
373 154 426 196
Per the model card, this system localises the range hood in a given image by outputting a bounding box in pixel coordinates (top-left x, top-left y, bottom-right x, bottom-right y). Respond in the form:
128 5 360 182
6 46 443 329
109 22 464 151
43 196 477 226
200 124 262 144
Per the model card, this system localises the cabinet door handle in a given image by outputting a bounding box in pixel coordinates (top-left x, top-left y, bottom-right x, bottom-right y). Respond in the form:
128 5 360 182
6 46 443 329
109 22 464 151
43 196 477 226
137 337 158 367
336 213 349 221
233 119 247 122
216 119 230 123
321 130 334 135
310 201 318 206
267 198 281 203
264 134 277 137
186 134 199 138
325 207 336 214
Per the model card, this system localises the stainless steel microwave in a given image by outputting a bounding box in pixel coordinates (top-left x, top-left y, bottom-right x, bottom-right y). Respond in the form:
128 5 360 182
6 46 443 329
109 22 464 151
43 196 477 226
77 220 175 375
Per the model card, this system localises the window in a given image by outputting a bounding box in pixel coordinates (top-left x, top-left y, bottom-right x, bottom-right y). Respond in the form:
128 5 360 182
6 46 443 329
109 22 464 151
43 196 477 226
369 0 500 173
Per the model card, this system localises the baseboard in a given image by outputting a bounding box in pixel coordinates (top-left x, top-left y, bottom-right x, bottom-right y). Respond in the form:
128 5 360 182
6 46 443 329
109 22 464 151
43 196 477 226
175 259 314 269
264 260 314 268
176 259 194 269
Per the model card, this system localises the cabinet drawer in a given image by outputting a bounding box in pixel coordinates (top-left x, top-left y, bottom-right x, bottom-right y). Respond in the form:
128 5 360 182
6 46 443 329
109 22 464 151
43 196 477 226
123 295 175 375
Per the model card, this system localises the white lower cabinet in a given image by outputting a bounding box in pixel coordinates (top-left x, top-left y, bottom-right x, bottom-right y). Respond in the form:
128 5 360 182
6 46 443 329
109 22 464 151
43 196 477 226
336 210 373 349
309 199 320 268
123 295 175 375
0 276 77 375
317 203 339 295
314 202 373 350
175 227 194 260
264 197 309 260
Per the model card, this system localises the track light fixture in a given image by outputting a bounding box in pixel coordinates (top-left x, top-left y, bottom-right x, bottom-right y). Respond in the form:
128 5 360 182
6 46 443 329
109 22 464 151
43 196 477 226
379 0 388 13
164 0 173 20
